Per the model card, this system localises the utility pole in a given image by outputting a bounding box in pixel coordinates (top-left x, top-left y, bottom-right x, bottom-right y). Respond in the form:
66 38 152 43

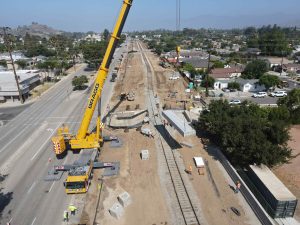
206 51 211 97
280 50 284 77
3 27 24 103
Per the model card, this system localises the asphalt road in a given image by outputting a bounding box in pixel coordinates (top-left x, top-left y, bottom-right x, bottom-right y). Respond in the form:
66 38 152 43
0 104 32 126
0 43 127 225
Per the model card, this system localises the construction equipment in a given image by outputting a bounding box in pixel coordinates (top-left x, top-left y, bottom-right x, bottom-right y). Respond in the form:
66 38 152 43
120 91 135 101
51 0 133 156
62 148 98 194
140 128 154 138
52 148 117 193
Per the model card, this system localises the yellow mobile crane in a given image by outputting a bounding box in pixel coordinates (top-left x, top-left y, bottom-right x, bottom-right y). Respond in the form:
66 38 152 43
52 0 133 156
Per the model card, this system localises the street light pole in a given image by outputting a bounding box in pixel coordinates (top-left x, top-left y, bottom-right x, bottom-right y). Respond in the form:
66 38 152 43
3 27 24 103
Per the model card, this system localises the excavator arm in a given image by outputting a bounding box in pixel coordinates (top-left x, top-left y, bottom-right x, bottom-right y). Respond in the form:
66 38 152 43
52 0 133 154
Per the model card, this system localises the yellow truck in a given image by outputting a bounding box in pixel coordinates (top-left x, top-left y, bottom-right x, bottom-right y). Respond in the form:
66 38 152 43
64 165 93 194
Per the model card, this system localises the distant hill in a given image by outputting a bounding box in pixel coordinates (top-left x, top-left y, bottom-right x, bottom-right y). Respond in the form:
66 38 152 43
13 22 62 38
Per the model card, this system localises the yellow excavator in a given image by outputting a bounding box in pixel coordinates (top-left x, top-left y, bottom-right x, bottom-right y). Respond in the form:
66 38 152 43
52 0 133 156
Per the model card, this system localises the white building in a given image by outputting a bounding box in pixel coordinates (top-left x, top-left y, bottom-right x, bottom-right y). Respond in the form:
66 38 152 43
0 70 41 101
84 33 102 42
214 78 265 92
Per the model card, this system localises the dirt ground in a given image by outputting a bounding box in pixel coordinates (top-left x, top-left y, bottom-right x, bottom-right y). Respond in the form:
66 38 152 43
84 41 260 225
273 125 300 220
142 44 258 225
93 44 170 225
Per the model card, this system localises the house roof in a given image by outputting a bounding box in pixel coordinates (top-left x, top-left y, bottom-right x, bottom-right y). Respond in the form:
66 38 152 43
209 67 244 79
181 57 213 69
262 57 293 65
235 78 258 85
282 63 300 69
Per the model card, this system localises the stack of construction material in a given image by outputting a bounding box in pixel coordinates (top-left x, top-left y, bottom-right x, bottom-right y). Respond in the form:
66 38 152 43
109 203 124 219
118 192 132 207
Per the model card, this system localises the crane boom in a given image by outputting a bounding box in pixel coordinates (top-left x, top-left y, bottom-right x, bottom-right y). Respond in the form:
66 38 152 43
76 0 132 140
52 0 133 154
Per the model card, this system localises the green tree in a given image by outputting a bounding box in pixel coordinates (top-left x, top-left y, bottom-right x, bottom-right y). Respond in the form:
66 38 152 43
80 40 107 68
227 82 240 90
213 61 225 68
15 60 27 69
278 89 300 124
258 25 291 56
201 75 215 88
103 29 110 41
0 60 7 67
72 75 88 90
199 100 293 167
259 74 280 90
242 59 268 79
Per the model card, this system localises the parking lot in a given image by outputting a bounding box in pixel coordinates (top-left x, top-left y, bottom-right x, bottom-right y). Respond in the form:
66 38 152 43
212 90 287 106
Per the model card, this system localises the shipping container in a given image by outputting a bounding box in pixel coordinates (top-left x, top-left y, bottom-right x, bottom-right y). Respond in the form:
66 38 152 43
247 164 297 218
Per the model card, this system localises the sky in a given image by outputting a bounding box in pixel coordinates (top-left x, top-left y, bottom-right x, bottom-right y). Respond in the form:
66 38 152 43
0 0 300 32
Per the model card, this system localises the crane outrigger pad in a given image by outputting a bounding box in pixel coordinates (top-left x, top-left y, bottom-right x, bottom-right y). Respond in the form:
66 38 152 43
103 162 120 176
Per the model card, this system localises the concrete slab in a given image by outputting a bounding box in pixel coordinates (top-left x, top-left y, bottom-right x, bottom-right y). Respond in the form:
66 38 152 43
110 139 123 148
109 109 148 129
181 142 194 148
118 191 132 207
141 149 149 160
109 202 124 219
162 110 196 137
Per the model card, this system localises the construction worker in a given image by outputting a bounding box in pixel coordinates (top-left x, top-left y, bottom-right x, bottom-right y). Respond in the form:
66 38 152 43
185 165 192 175
69 205 77 215
63 210 69 222
235 181 241 193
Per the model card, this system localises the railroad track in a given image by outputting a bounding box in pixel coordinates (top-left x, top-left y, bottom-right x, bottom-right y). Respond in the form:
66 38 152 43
137 41 202 225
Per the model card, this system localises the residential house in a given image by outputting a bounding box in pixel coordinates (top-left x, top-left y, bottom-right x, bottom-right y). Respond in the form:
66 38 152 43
231 44 240 52
168 49 208 59
209 66 244 80
84 33 102 42
244 48 261 55
235 78 265 92
214 78 265 92
261 57 293 69
282 63 300 73
181 57 213 71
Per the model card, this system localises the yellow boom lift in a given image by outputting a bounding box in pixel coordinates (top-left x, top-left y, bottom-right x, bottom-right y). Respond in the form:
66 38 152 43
52 0 133 156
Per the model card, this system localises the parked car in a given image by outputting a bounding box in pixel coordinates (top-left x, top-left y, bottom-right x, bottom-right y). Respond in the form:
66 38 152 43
252 92 267 98
229 99 241 105
270 91 287 97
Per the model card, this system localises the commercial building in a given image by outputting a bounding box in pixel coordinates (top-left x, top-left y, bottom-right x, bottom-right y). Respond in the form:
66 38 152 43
0 70 41 101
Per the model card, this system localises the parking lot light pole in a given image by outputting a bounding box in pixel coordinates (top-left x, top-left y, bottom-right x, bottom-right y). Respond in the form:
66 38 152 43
3 27 24 103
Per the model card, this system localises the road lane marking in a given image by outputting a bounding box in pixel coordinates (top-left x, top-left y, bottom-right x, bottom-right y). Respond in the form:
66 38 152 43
49 182 55 193
27 181 36 194
0 127 27 153
30 217 36 225
31 123 61 161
